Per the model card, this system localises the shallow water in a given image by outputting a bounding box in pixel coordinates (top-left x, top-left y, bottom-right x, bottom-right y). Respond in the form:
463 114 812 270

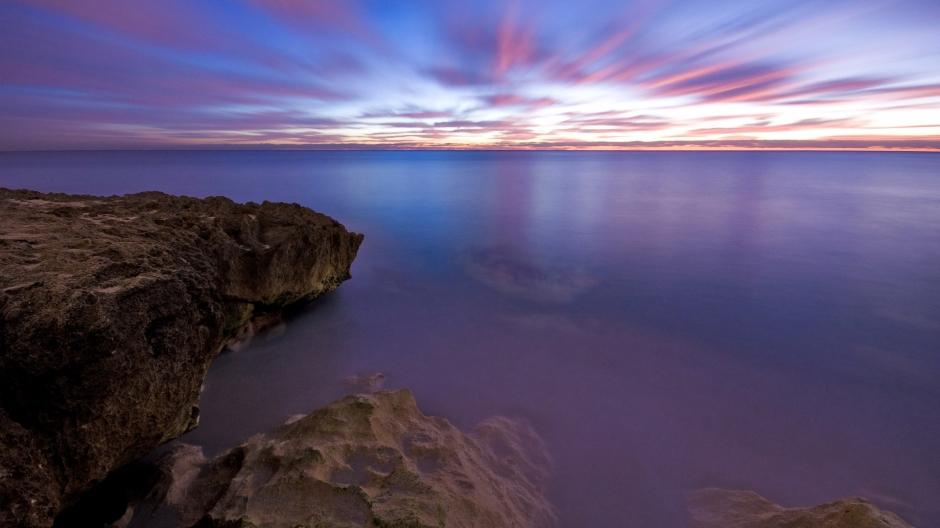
2 150 938 526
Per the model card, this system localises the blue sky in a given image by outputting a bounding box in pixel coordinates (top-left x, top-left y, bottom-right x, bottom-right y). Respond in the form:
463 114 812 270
1 0 939 150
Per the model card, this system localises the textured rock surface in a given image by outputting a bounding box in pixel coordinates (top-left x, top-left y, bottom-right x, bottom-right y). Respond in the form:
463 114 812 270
0 188 363 527
688 488 912 528
132 390 556 528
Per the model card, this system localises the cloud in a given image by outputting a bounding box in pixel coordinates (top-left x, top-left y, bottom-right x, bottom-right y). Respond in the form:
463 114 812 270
0 0 938 149
688 117 864 136
494 0 535 76
361 109 456 120
483 94 557 110
560 112 673 132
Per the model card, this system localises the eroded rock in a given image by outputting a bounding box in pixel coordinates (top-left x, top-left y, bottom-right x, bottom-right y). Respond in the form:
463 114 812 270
0 189 363 527
688 488 912 528
133 390 556 528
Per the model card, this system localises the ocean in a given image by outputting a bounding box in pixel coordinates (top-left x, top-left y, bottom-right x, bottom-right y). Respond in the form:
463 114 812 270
2 150 938 526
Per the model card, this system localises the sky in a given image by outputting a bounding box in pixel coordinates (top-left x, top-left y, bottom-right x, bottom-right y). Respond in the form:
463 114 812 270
1 0 939 151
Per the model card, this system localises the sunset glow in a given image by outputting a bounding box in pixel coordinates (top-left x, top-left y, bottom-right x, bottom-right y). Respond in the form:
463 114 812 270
2 0 939 150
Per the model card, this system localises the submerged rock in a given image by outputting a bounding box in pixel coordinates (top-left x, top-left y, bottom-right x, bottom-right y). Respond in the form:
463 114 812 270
0 188 363 527
343 371 387 392
133 390 556 528
462 247 597 304
688 488 912 528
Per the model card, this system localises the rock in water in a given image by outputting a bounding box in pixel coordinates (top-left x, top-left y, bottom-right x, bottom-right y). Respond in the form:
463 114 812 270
136 390 556 528
0 189 363 527
688 488 912 528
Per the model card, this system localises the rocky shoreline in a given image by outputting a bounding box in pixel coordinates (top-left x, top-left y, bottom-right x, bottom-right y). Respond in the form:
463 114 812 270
0 189 362 526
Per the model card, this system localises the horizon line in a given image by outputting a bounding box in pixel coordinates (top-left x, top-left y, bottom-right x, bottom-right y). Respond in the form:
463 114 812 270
2 144 939 154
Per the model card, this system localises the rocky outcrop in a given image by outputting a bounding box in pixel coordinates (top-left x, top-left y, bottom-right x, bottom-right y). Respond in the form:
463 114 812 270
0 188 363 527
130 390 556 528
688 488 912 528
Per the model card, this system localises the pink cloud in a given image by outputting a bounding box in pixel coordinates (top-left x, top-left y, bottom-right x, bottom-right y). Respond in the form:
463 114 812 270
494 1 536 76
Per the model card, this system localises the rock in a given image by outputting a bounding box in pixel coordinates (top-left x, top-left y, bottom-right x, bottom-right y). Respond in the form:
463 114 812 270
687 488 912 528
133 390 557 528
462 247 597 304
0 188 363 527
343 371 387 392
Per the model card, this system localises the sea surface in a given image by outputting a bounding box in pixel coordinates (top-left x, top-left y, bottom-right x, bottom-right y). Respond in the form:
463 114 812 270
2 150 938 527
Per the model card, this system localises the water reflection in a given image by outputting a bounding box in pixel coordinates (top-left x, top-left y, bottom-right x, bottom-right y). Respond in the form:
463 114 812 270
2 150 938 526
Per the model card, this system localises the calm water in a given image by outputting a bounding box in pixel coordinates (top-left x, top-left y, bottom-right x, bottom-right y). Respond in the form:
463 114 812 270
2 150 939 526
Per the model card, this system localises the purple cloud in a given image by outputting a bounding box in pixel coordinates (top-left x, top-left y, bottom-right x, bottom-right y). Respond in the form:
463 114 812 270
0 0 938 150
